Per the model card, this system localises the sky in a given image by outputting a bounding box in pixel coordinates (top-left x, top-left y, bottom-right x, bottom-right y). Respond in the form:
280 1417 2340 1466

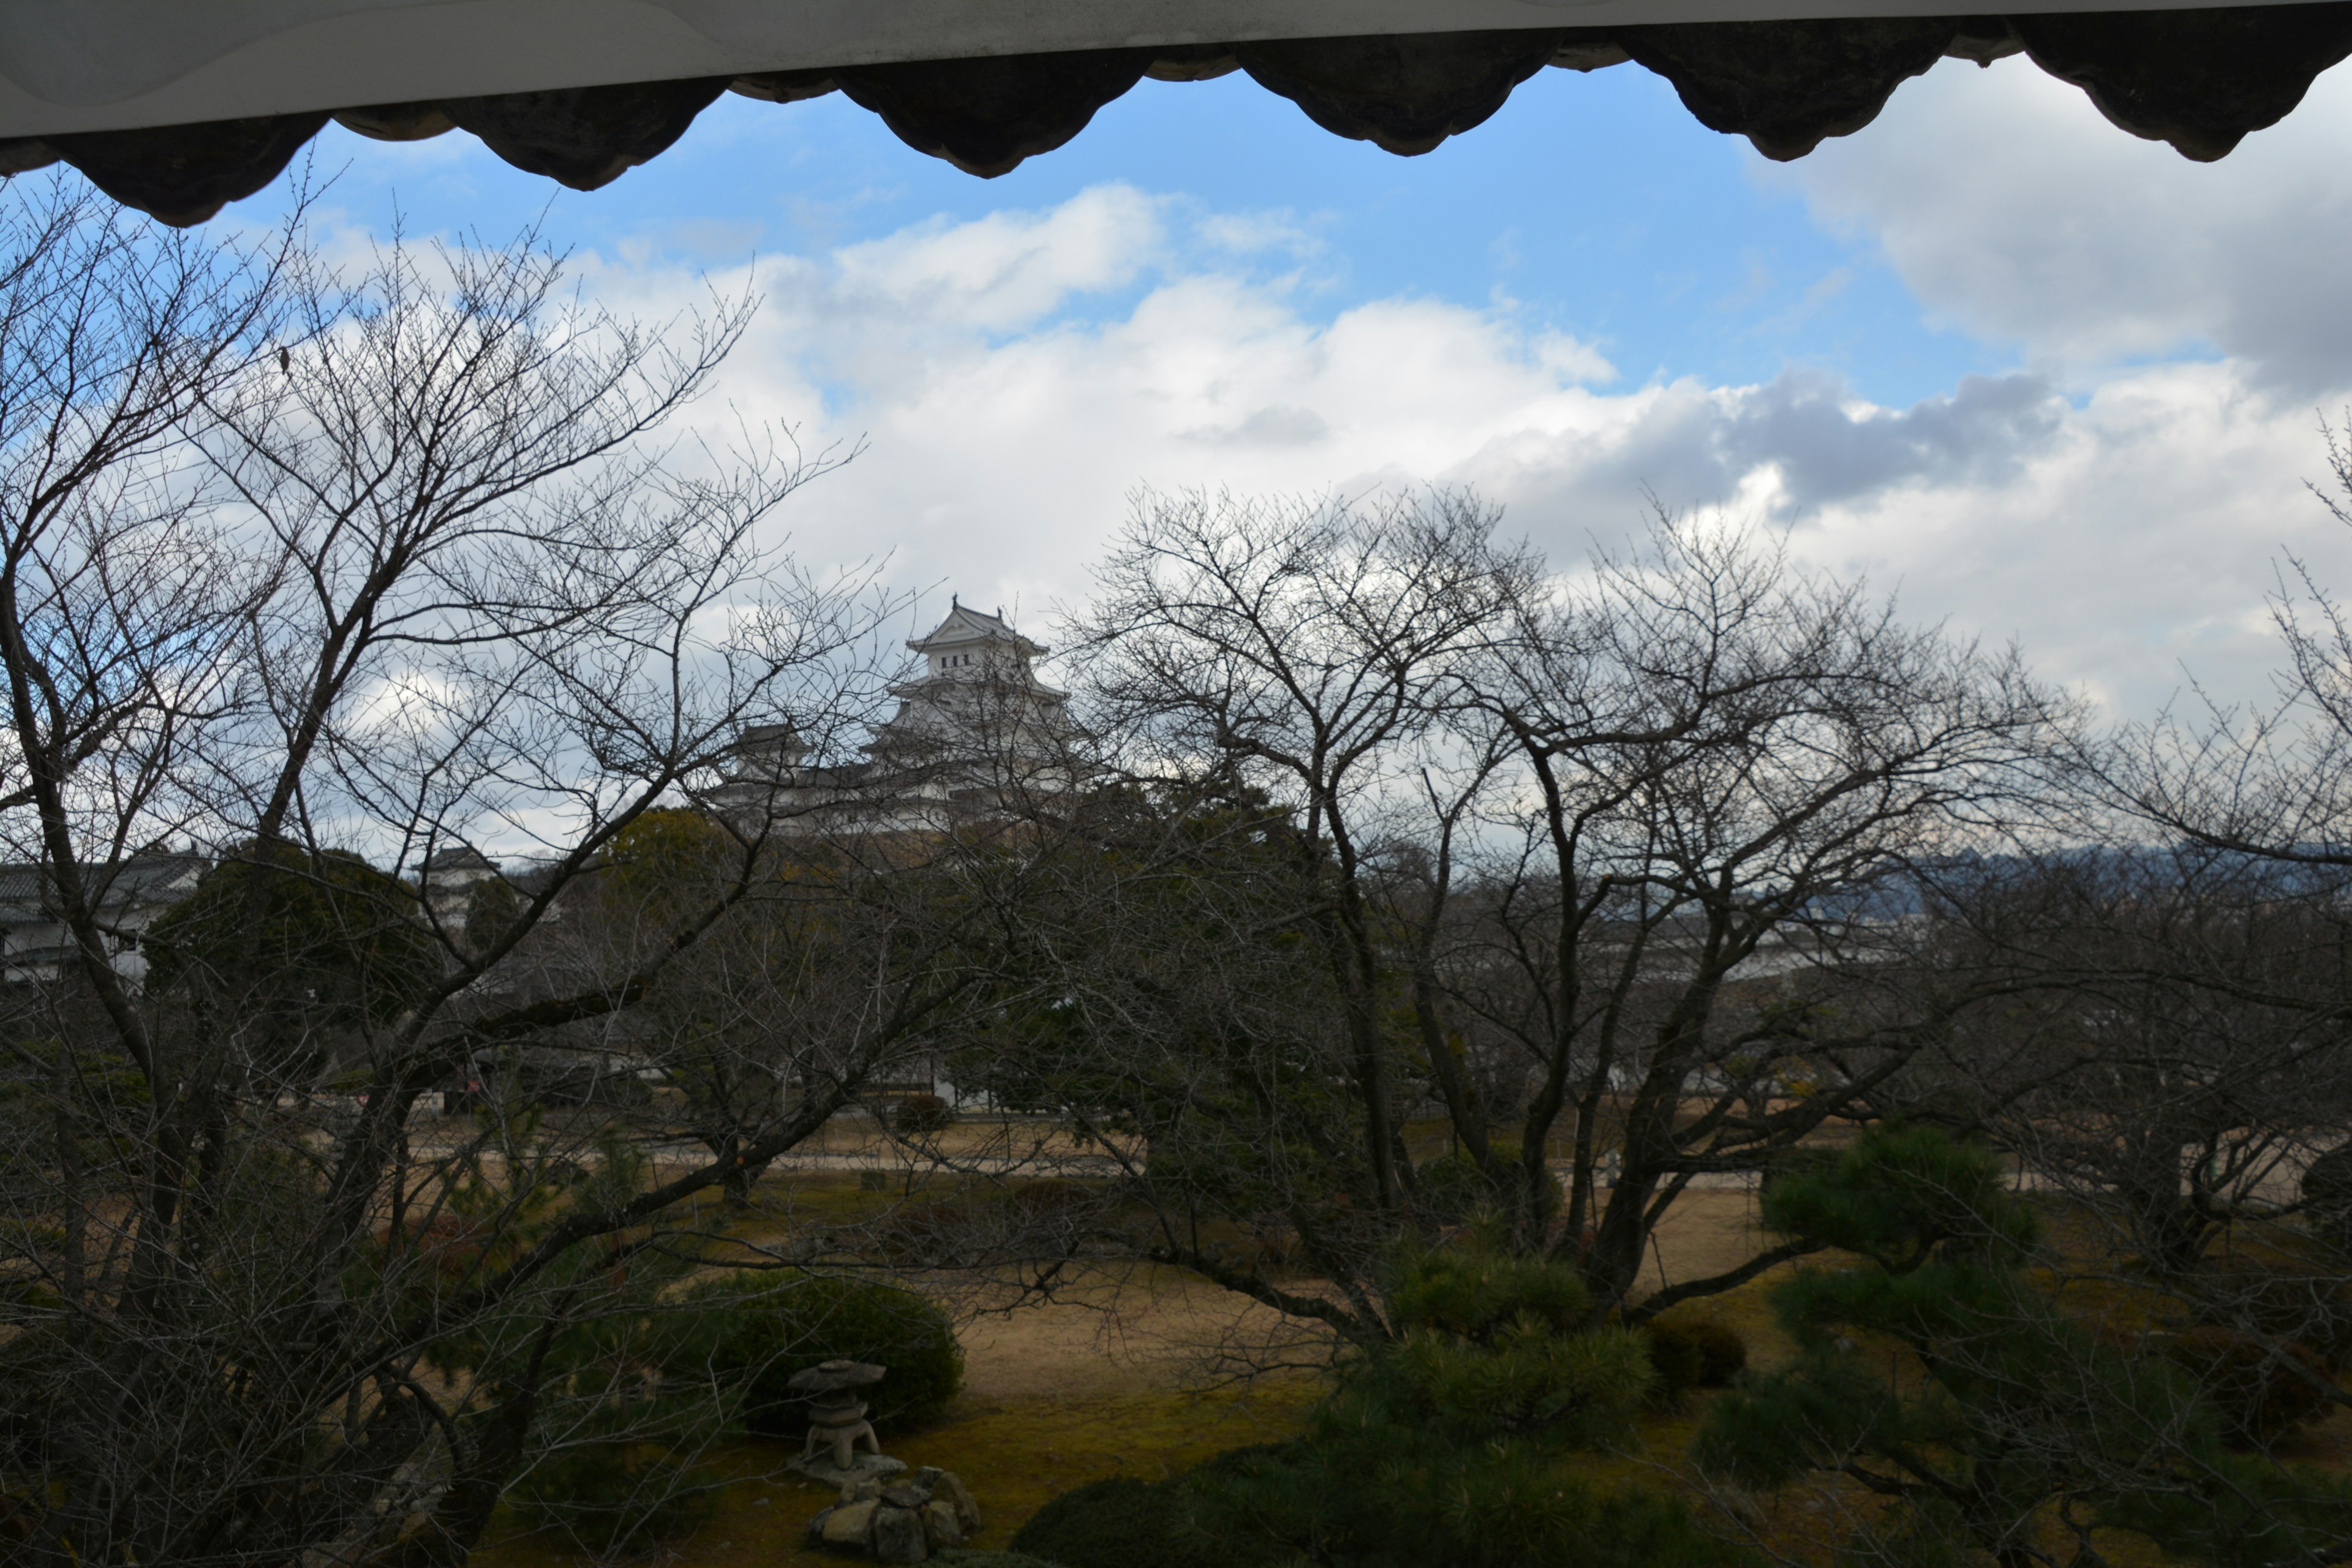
236 48 2352 724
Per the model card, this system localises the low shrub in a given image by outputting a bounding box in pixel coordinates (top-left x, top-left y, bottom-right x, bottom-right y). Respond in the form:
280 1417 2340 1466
932 1554 1068 1568
2163 1327 2336 1446
1006 1475 1224 1568
1386 1243 1590 1344
1376 1242 1654 1445
1186 1423 1744 1568
1006 1238 1740 1568
2304 1145 2352 1250
1417 1140 1562 1227
1642 1319 1706 1396
508 1442 721 1556
666 1272 963 1436
0 1316 74 1468
2189 1256 2352 1371
894 1093 956 1134
1642 1318 1749 1396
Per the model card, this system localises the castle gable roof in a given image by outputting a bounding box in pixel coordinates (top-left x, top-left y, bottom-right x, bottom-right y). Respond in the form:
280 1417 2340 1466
908 599 1047 660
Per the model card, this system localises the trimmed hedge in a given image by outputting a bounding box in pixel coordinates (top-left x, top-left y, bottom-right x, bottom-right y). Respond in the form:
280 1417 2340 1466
1008 1476 1225 1568
508 1444 720 1555
667 1272 963 1435
1642 1318 1749 1396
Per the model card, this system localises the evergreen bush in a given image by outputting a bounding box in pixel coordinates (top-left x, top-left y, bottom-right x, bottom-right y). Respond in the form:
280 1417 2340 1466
2163 1328 2336 1447
2188 1256 2352 1372
1642 1317 1748 1396
1006 1475 1226 1568
2303 1145 2352 1250
1698 1125 2352 1566
1370 1240 1653 1443
666 1272 963 1435
1003 1233 1735 1568
508 1442 722 1556
1416 1140 1563 1227
1188 1419 1741 1568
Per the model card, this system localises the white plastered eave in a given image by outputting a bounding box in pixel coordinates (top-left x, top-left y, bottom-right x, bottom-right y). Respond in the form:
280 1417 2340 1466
1 0 2330 138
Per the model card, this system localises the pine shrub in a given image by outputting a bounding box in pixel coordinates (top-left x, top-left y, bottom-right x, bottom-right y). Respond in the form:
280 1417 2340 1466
2163 1328 2335 1447
1006 1476 1224 1568
1642 1317 1748 1396
1416 1140 1562 1227
2189 1256 2352 1372
508 1442 722 1555
666 1272 963 1435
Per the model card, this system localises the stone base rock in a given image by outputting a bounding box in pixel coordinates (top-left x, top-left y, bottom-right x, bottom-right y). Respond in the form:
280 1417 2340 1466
806 1466 982 1562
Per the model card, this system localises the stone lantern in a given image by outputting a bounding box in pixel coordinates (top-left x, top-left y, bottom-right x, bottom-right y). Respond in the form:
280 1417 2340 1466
786 1360 902 1483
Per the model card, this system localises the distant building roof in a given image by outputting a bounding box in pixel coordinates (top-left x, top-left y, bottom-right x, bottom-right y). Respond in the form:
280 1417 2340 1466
423 845 501 873
0 850 208 914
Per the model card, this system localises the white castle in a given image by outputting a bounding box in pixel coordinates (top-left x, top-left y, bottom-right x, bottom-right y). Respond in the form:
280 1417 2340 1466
712 600 1080 834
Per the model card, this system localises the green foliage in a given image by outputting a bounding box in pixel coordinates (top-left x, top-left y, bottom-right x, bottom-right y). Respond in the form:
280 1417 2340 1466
1760 1124 2039 1272
1371 1239 1652 1444
1415 1140 1562 1228
2162 1328 2336 1447
1699 1124 2352 1568
508 1442 722 1556
145 842 441 1066
1028 1235 1737 1568
956 795 1374 1246
1008 1475 1226 1568
1641 1318 1747 1396
601 807 737 919
665 1272 963 1434
2101 1449 2352 1567
1186 1430 1744 1568
461 873 521 955
1385 1238 1591 1343
2302 1144 2352 1250
387 1134 747 1560
931 1554 1070 1568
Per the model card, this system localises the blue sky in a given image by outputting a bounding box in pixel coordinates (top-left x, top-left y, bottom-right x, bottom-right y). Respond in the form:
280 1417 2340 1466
251 51 2352 720
304 66 1999 404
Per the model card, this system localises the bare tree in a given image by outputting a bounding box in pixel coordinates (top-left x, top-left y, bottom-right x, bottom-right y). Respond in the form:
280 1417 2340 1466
996 491 2069 1352
1911 845 2352 1279
0 195 930 1566
1461 516 2071 1317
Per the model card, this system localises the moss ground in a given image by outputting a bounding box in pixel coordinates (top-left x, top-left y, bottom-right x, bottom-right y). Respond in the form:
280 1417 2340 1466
473 1379 1320 1568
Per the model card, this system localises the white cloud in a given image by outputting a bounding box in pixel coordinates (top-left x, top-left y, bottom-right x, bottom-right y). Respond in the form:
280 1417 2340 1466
826 183 1167 333
590 183 2352 722
1769 55 2352 395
